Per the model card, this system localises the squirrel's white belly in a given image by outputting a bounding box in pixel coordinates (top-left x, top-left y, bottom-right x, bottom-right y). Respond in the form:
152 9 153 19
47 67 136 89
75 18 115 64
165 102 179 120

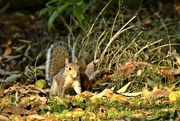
64 77 80 87
64 76 81 94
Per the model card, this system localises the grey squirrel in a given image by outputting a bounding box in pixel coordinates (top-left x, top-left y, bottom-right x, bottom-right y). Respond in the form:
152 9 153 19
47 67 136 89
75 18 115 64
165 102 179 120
46 42 81 97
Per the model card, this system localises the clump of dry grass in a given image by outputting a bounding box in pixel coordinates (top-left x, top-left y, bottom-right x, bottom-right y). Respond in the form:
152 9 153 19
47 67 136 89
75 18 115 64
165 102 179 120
68 1 180 92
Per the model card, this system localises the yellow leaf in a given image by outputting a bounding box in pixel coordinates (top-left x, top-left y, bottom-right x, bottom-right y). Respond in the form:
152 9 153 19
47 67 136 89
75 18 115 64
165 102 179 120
35 79 46 89
121 92 142 97
110 94 127 103
169 91 180 102
90 89 113 101
117 81 132 93
72 108 85 118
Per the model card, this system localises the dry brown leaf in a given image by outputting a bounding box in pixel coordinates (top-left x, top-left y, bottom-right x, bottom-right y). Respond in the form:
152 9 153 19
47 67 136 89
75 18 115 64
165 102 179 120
4 83 21 93
20 95 47 107
3 105 36 115
102 72 112 82
85 61 94 77
159 67 175 83
3 47 12 57
85 59 100 77
124 61 140 68
167 74 175 83
144 18 152 25
159 67 171 75
4 84 48 98
0 115 9 121
118 61 140 77
149 89 169 98
26 114 45 121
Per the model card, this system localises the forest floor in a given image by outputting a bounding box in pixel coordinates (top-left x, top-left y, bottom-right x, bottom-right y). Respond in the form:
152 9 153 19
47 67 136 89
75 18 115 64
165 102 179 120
0 1 180 121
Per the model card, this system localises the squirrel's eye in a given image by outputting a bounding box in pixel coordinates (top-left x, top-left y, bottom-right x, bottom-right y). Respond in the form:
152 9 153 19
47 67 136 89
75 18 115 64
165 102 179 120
68 66 72 70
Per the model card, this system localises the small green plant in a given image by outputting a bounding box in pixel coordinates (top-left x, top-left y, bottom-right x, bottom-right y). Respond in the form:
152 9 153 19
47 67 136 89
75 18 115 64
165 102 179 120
40 0 94 31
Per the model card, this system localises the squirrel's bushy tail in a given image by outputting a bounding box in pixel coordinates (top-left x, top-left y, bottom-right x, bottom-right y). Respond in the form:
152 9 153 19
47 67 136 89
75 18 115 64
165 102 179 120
46 41 76 85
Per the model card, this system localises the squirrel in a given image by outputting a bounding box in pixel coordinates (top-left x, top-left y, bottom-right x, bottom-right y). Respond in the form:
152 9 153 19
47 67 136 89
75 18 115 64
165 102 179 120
46 41 92 97
46 42 81 97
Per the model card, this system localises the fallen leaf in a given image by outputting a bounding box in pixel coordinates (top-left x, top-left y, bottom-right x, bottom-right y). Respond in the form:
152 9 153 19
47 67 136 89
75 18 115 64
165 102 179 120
0 115 9 121
118 61 140 77
4 83 21 93
117 81 132 93
149 89 169 98
3 47 12 57
85 59 100 77
26 114 45 121
167 74 175 83
168 91 180 102
90 89 113 101
159 67 171 75
144 18 152 25
88 70 100 80
121 92 142 97
35 79 46 89
72 108 85 118
109 93 127 103
1 74 21 83
3 105 36 115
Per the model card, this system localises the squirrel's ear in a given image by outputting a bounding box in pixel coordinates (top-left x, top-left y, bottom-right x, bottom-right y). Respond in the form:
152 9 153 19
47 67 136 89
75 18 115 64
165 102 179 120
65 58 69 65
75 58 78 64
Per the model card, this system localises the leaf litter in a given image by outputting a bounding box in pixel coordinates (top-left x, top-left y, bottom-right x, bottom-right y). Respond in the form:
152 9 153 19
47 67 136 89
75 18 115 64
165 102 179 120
0 1 180 121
